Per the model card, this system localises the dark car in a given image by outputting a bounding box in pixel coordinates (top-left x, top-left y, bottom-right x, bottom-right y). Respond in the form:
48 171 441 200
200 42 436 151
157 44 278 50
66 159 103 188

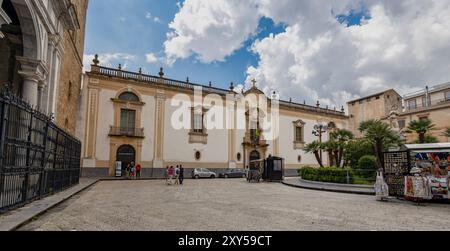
219 169 247 178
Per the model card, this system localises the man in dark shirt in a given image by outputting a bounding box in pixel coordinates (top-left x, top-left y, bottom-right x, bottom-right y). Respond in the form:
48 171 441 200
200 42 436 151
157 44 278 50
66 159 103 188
179 165 185 185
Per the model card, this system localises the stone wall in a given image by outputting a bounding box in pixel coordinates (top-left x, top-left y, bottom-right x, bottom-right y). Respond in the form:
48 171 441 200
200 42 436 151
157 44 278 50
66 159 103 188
56 0 88 135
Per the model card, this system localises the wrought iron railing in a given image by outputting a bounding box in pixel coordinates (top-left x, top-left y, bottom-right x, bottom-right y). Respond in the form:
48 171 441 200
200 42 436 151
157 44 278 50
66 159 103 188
405 98 450 111
0 87 81 214
109 126 144 138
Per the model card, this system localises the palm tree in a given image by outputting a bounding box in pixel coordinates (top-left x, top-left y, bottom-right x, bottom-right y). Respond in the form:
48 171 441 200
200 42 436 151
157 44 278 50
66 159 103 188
405 119 436 144
320 141 337 167
330 129 354 142
304 141 324 167
330 129 354 167
444 128 450 138
360 120 401 169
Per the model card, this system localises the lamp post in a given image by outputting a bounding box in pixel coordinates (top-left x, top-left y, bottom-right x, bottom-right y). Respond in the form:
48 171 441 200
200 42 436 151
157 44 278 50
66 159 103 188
312 123 328 163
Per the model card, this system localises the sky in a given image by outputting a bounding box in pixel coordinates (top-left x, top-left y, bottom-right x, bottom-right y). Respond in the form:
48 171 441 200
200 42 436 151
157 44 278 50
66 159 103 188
83 0 450 109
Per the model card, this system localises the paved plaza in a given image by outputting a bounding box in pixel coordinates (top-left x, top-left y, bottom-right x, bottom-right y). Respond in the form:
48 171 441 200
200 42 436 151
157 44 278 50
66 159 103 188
19 179 450 231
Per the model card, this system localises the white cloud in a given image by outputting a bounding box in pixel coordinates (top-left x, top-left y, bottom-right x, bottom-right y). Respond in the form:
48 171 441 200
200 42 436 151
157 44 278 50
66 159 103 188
165 0 450 107
145 11 163 23
145 53 158 64
164 0 260 65
83 53 136 72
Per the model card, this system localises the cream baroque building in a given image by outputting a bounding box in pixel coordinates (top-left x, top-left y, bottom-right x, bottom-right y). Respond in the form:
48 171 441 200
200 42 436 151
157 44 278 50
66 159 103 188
77 60 348 177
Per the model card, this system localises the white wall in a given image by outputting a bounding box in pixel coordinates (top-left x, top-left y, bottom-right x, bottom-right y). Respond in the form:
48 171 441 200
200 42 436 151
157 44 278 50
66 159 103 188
278 115 326 166
163 98 229 164
95 89 115 161
141 95 155 162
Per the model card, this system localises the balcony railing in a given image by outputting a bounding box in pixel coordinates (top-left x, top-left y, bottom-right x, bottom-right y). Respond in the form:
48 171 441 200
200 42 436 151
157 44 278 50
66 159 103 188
405 98 450 111
91 66 347 117
109 127 144 138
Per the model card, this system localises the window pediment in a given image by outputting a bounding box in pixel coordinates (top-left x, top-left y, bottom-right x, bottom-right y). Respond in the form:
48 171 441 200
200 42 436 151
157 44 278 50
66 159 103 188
293 119 306 127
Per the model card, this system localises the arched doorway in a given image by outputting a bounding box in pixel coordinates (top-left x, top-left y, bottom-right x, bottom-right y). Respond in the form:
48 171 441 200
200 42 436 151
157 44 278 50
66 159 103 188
0 0 24 94
250 150 261 161
116 145 136 175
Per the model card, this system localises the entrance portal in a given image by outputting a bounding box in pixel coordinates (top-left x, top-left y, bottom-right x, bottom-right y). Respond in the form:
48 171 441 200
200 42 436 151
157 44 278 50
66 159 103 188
250 150 261 161
116 145 136 175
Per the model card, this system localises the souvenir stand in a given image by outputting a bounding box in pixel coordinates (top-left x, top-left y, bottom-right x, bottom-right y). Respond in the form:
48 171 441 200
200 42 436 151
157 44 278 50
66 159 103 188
384 144 450 202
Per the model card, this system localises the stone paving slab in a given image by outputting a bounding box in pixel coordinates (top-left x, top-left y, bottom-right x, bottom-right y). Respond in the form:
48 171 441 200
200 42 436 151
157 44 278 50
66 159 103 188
17 179 450 231
283 177 375 195
0 178 99 231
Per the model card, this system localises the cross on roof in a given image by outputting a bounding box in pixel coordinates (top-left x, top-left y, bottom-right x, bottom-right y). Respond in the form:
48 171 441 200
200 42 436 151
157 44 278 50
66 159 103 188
251 79 257 87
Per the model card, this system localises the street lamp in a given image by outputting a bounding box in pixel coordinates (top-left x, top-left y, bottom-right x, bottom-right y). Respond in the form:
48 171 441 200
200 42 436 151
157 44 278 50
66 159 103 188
312 123 329 162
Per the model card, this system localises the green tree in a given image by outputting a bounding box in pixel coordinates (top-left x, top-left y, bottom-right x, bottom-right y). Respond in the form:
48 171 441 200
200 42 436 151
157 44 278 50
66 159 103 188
330 129 354 167
330 129 354 142
443 128 450 138
357 155 378 179
320 141 338 167
405 119 436 144
413 135 439 144
359 120 401 169
304 141 324 167
344 139 375 169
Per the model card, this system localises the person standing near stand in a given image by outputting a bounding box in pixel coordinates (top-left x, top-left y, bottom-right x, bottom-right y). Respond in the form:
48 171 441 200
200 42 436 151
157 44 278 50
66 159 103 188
136 163 142 179
179 165 185 185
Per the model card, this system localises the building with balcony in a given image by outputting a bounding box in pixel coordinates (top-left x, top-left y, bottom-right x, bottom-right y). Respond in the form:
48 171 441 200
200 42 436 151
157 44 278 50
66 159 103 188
76 60 348 177
399 83 450 143
347 82 450 143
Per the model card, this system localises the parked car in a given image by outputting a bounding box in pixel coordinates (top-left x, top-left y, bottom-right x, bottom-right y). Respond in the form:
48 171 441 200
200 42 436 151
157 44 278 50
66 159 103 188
192 168 217 179
219 169 247 179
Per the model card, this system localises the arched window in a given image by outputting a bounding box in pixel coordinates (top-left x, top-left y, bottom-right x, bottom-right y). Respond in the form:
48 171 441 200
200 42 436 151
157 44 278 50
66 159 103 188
118 92 140 102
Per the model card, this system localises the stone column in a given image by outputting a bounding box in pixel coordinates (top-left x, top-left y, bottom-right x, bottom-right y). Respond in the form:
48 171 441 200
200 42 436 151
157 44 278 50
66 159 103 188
0 0 11 36
17 57 47 107
153 90 166 169
21 75 39 105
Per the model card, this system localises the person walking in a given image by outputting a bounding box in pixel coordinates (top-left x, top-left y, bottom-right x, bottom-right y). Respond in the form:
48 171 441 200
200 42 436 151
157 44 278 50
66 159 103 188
129 162 136 180
136 163 142 179
168 166 175 185
165 166 170 184
179 165 185 185
174 165 180 185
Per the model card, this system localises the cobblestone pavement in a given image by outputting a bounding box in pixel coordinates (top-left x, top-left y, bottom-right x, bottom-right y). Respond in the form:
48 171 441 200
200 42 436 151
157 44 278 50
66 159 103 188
19 179 450 231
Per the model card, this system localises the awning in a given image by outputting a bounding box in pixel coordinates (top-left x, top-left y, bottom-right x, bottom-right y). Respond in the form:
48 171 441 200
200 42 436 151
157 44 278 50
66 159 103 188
401 143 450 152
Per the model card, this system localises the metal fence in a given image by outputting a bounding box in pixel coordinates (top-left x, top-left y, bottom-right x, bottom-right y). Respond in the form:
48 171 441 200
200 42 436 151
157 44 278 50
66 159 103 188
0 88 81 214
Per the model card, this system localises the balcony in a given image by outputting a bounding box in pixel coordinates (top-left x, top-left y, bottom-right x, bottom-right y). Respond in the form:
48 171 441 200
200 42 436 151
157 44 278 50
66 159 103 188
109 127 144 138
405 98 450 112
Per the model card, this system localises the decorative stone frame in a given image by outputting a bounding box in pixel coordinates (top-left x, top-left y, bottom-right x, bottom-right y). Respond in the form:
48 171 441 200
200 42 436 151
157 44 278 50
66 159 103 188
189 106 209 144
293 119 306 150
111 88 145 137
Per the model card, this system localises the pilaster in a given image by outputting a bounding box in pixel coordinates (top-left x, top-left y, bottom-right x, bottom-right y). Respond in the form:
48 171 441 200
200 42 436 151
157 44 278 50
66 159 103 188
153 89 166 169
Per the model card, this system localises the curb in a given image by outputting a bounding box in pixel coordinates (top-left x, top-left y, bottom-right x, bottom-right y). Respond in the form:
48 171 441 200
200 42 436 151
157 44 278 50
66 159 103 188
1 179 100 231
282 179 375 196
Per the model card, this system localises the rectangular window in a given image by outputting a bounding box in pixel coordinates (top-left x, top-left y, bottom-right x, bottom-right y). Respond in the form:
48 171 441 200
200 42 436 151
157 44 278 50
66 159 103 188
295 126 303 142
446 91 450 101
193 113 204 133
398 120 406 130
422 96 431 107
120 109 136 130
407 99 417 110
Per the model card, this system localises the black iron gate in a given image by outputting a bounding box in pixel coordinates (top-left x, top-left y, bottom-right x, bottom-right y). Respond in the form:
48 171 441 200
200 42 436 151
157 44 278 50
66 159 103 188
384 151 411 197
0 88 81 214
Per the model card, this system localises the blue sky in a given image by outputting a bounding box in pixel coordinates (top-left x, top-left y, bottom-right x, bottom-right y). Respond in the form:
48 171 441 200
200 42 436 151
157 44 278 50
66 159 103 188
82 0 450 109
84 0 286 89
